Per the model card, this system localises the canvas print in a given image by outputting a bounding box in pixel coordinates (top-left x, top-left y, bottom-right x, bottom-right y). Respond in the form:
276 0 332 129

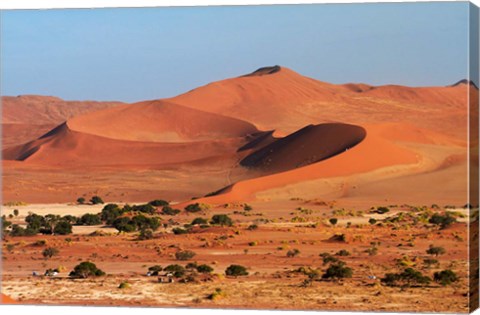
1 1 479 313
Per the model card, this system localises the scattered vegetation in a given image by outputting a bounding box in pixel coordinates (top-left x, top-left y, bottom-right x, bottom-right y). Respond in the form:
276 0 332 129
175 250 196 261
434 269 459 286
381 268 431 287
210 214 233 226
42 247 59 259
161 206 181 216
90 196 104 205
429 213 456 229
185 203 211 213
426 245 446 257
148 199 169 207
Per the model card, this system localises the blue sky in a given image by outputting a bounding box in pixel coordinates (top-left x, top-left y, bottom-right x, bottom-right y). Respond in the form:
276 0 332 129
0 2 471 102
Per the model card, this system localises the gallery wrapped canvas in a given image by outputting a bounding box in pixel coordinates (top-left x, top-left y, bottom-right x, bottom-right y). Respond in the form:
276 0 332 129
0 0 479 313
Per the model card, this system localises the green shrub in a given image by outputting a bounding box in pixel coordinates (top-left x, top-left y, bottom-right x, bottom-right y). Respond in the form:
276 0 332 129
197 264 214 274
54 221 72 235
148 265 163 275
69 261 105 278
335 249 350 256
161 206 181 216
426 245 446 257
90 196 104 205
225 264 249 277
77 197 86 204
42 247 59 259
13 209 19 217
429 213 456 229
191 217 208 225
149 199 169 207
247 224 258 230
373 207 390 214
175 250 196 261
368 218 377 225
287 249 300 257
185 203 210 213
381 268 431 287
131 204 156 214
101 204 123 225
78 213 102 225
434 269 458 286
329 218 338 226
210 214 233 226
244 204 253 211
173 228 189 235
322 261 353 280
164 264 186 277
320 253 339 265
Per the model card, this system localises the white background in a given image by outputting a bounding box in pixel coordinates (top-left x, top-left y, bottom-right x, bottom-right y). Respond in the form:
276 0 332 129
0 0 479 315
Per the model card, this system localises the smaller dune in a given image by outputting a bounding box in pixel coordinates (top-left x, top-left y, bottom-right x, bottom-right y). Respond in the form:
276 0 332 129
240 123 366 173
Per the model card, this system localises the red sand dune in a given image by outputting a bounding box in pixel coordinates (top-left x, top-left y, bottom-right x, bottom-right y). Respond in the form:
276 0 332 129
240 123 366 173
2 95 123 148
68 100 258 142
181 123 432 205
3 122 246 167
168 66 469 137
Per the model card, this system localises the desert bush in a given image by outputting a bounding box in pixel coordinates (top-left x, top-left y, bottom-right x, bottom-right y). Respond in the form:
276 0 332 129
329 234 346 242
173 227 189 235
147 265 163 275
164 264 186 277
335 249 350 256
381 268 431 287
322 261 353 280
42 247 59 259
423 258 439 268
225 264 249 277
78 213 102 226
149 199 169 207
429 213 456 229
287 249 300 257
368 218 377 225
13 209 19 217
426 245 446 257
191 217 208 225
25 213 46 231
138 228 154 240
33 239 47 247
100 204 123 225
131 204 156 214
69 261 105 278
90 196 104 205
210 214 233 227
320 252 339 265
185 203 210 213
77 197 86 204
113 217 136 233
53 221 72 235
207 288 226 300
175 250 196 261
161 206 181 216
329 218 338 226
247 224 258 231
434 269 458 286
373 207 390 214
197 264 214 274
244 204 253 211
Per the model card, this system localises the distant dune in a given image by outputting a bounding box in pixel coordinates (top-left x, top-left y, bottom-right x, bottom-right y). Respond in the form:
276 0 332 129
2 95 123 148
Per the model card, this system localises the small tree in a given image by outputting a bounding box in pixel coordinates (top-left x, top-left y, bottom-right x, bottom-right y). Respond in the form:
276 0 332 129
77 197 86 204
210 214 233 226
42 247 59 259
429 213 456 229
54 221 73 235
335 249 350 256
381 268 431 287
191 217 208 225
148 265 163 276
368 218 377 225
287 249 300 257
434 269 458 286
78 213 102 226
175 250 196 261
90 196 104 205
225 264 249 277
138 228 154 240
148 199 169 207
13 209 19 217
161 206 181 216
244 204 253 211
69 262 105 278
329 218 338 226
197 264 214 274
185 203 210 213
426 245 446 257
322 261 353 280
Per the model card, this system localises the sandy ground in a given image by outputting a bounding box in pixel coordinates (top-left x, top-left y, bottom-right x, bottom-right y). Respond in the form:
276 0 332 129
1 200 472 312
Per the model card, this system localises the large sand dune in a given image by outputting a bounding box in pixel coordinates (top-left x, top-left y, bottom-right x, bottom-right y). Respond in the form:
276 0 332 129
2 66 473 205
